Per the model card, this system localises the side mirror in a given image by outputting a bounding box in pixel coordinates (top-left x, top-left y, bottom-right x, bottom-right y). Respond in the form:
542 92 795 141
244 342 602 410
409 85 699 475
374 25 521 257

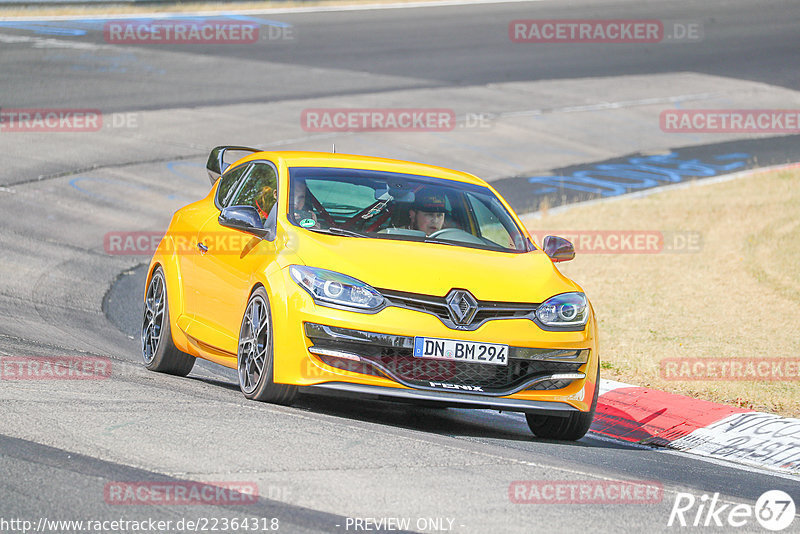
543 235 575 263
219 206 272 239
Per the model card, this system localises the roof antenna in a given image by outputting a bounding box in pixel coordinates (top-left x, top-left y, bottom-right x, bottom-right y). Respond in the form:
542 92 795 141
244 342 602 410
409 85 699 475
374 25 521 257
332 143 336 153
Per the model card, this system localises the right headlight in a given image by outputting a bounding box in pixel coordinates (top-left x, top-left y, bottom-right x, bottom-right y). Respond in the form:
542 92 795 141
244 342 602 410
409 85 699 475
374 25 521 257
535 292 589 328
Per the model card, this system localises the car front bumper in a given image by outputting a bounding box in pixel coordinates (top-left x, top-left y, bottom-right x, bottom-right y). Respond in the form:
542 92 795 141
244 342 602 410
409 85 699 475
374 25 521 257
268 266 599 414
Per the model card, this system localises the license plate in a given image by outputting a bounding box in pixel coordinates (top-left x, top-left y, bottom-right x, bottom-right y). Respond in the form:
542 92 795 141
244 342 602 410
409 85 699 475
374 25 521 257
413 337 508 366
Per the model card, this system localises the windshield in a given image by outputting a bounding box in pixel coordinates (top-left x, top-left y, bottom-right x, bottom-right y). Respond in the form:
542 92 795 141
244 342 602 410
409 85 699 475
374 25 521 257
287 167 530 253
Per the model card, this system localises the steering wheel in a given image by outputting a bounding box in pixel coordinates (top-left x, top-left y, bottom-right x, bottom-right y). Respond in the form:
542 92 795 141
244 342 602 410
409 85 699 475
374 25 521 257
426 228 487 245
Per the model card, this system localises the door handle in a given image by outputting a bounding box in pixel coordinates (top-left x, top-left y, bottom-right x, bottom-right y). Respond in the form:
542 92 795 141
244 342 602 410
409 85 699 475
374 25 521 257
197 242 208 254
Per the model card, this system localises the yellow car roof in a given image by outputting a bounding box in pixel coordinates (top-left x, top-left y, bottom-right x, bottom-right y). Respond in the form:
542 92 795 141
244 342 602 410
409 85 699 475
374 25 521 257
236 151 486 186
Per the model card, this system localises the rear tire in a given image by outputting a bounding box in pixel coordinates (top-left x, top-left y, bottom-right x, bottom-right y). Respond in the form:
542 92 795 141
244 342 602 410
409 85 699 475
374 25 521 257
141 267 195 377
237 287 297 405
525 364 599 441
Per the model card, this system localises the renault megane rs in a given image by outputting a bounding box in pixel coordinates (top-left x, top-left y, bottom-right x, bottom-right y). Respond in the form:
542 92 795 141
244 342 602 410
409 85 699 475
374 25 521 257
141 147 599 440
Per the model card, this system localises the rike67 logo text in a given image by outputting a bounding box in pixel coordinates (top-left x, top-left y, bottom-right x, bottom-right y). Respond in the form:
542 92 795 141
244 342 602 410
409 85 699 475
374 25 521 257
668 490 795 531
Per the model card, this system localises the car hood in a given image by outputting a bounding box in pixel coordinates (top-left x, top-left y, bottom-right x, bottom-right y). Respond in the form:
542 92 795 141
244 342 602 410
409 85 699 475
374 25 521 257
284 229 581 303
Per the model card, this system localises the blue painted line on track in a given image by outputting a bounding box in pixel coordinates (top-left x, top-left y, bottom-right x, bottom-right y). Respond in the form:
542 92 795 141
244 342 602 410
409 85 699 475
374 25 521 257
69 176 150 205
0 15 292 37
166 161 206 184
525 152 750 197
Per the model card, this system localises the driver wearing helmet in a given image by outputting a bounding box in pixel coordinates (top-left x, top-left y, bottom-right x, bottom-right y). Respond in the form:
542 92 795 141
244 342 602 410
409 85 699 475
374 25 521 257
408 189 447 236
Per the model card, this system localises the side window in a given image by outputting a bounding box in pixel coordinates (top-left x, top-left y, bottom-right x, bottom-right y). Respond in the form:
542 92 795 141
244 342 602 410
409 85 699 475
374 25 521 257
215 164 251 209
466 193 515 249
229 162 279 226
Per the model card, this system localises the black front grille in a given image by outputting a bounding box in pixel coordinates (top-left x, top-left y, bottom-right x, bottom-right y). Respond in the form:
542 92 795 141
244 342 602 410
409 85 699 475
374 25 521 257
380 290 450 319
310 339 582 395
379 288 536 330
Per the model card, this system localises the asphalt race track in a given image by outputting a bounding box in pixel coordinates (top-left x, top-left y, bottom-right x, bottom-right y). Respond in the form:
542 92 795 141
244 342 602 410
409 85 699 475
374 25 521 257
1 0 799 532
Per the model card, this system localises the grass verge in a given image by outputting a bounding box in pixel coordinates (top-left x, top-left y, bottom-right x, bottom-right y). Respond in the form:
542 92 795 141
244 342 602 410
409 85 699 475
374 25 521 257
522 167 800 418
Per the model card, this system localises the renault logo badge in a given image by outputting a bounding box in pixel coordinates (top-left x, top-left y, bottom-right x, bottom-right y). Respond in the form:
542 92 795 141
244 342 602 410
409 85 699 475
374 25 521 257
446 289 478 326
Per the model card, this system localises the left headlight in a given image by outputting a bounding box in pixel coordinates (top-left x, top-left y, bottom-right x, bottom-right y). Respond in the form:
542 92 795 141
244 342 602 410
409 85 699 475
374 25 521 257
535 292 589 329
289 265 385 311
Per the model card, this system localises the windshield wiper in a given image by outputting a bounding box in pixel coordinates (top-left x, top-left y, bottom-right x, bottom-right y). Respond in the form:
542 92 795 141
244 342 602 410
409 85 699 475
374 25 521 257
310 226 368 238
423 238 458 247
424 237 507 252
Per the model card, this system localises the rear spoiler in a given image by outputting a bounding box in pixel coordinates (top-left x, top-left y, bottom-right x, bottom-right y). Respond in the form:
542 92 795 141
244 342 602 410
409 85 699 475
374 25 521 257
206 146 261 185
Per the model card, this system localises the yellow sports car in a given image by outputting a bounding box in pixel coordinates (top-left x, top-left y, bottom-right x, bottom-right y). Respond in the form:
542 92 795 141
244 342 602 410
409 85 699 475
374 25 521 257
142 147 599 440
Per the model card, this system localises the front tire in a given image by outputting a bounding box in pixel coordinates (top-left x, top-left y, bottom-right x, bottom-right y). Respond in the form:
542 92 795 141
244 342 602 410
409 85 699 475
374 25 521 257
237 287 297 405
141 266 195 376
525 364 599 441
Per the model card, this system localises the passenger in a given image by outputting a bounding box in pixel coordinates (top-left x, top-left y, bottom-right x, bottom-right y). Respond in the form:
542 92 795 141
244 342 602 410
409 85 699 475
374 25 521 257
256 179 317 230
254 186 277 223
